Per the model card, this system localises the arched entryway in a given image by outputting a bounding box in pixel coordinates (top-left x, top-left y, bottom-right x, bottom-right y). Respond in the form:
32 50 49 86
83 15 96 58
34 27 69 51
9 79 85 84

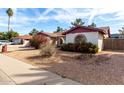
57 37 65 47
74 34 87 44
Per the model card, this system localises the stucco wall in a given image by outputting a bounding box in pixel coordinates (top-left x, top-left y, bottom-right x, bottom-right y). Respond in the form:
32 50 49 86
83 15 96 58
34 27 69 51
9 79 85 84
23 40 30 46
98 33 104 51
65 32 98 44
65 32 103 51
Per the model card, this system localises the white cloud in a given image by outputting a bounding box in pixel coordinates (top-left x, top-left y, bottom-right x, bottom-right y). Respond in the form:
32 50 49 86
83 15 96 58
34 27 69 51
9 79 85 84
37 8 91 23
53 8 90 22
4 8 124 29
42 8 54 15
37 8 124 25
0 23 8 27
1 8 124 34
87 8 124 24
87 9 98 25
2 8 124 25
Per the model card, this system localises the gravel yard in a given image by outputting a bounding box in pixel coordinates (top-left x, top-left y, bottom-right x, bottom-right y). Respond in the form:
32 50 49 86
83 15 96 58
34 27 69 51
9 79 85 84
3 49 124 84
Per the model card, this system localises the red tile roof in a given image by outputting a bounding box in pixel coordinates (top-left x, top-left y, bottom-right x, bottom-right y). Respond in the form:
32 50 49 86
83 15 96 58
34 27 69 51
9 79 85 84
15 35 33 40
37 32 65 38
62 26 110 37
36 26 110 38
99 26 110 37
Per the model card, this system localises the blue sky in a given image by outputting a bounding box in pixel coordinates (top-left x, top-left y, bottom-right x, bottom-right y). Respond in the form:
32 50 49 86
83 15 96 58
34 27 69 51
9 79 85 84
0 8 124 35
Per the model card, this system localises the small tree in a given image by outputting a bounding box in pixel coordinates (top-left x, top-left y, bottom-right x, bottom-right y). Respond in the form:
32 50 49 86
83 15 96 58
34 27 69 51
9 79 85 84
118 27 124 35
57 26 63 32
71 18 85 27
0 32 8 40
0 30 19 40
88 22 96 27
40 30 44 32
118 27 124 39
0 32 3 39
54 26 63 33
6 29 19 40
29 28 39 36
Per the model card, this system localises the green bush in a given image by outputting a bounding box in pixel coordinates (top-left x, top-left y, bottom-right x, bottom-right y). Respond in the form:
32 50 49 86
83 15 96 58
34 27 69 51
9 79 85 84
30 39 40 49
0 30 19 40
40 44 56 57
60 42 98 54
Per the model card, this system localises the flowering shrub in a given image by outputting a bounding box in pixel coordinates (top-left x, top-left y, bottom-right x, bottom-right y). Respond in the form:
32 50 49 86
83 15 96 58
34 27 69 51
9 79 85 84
30 34 49 49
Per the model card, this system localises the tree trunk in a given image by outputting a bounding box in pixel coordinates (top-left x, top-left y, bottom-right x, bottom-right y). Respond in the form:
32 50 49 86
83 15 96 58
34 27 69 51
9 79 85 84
8 16 10 31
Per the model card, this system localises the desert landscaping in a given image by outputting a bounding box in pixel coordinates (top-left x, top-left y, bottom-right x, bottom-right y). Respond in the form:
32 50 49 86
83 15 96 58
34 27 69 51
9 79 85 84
1 8 124 85
3 47 124 84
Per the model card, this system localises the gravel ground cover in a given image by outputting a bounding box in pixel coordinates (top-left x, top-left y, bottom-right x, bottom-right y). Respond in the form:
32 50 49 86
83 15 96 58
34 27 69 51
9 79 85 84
4 49 124 84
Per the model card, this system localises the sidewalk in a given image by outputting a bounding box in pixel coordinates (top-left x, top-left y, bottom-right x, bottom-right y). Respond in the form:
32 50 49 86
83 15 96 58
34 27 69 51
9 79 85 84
0 54 80 85
0 69 15 85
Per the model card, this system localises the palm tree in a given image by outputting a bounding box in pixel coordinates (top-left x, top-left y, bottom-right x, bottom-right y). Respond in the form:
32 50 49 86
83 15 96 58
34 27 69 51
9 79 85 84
6 8 13 31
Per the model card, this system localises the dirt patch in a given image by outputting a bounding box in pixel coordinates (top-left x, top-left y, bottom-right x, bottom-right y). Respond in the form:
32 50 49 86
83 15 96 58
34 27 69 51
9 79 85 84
4 49 124 84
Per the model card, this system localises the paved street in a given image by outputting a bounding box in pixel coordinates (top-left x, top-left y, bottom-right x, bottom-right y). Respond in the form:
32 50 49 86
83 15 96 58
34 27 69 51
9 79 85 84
0 69 15 85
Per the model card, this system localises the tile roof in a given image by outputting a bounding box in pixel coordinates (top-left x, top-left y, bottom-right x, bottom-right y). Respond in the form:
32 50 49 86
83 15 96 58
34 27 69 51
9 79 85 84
37 26 111 38
14 35 33 40
37 32 65 38
63 26 110 37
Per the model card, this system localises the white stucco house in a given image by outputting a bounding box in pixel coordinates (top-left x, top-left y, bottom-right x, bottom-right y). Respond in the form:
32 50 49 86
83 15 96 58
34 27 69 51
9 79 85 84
62 26 110 52
36 26 110 52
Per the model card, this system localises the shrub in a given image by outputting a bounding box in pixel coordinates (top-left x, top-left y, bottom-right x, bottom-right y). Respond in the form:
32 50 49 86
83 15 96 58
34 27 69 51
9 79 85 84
30 34 49 49
30 39 40 49
60 42 98 54
40 44 56 58
0 30 19 40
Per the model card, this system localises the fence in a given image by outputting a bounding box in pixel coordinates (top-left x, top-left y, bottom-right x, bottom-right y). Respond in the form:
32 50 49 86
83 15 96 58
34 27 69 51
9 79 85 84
103 38 124 50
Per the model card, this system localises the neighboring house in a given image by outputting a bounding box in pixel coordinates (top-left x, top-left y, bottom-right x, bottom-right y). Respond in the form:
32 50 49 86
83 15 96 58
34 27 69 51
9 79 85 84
36 32 65 47
12 35 32 46
110 34 119 38
63 26 110 51
119 34 124 39
110 34 124 39
35 26 110 51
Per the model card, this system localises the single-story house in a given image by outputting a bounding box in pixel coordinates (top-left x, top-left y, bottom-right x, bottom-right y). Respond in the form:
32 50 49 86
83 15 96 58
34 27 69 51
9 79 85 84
111 34 124 39
110 34 119 38
36 32 65 47
35 26 110 51
12 35 32 46
63 26 110 51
